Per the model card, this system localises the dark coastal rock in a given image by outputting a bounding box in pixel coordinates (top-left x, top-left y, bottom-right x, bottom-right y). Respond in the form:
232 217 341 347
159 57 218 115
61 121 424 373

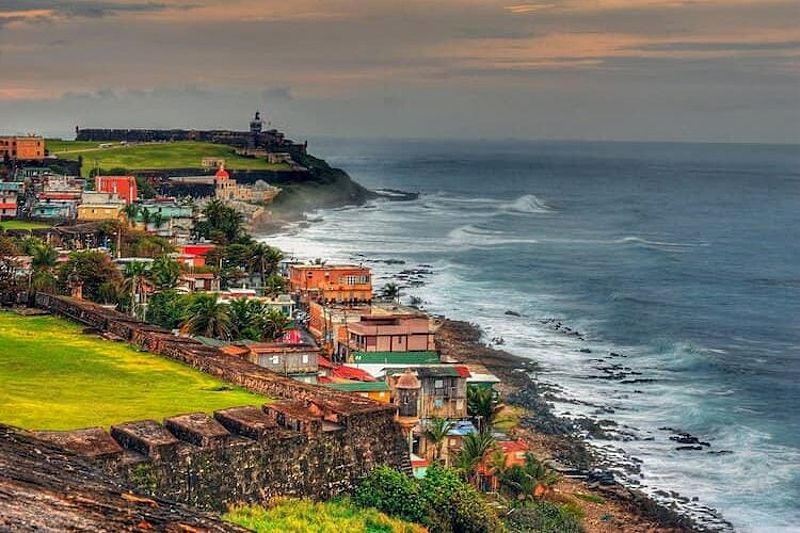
504 310 521 317
579 348 592 353
676 445 705 451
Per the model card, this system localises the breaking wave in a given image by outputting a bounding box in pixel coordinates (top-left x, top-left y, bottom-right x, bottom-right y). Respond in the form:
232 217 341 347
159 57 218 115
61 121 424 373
501 194 554 214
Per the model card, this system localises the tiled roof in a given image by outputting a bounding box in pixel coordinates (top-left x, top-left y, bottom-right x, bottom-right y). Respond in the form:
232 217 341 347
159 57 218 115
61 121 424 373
332 365 376 382
325 381 390 393
352 351 440 365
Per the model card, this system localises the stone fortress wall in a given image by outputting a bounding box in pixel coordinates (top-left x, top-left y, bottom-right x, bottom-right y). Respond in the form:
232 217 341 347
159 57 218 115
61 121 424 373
5 292 411 512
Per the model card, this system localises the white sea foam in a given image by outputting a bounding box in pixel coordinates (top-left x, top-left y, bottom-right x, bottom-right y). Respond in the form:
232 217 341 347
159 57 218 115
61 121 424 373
500 193 554 214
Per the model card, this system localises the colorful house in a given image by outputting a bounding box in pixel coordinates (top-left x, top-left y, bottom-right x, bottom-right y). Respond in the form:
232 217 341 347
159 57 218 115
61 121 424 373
0 182 21 218
387 365 471 420
0 136 44 160
95 176 137 205
289 264 372 304
343 313 434 358
324 381 391 403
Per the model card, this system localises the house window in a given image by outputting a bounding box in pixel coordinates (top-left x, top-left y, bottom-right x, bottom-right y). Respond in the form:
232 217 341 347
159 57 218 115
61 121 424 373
270 355 280 365
434 399 444 409
434 379 444 389
302 354 309 364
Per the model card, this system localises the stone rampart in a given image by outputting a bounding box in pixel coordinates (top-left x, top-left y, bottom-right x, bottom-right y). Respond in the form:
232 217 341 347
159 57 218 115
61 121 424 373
18 293 411 511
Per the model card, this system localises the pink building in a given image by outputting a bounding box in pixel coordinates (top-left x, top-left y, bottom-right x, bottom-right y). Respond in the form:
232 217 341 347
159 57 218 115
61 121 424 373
345 314 434 355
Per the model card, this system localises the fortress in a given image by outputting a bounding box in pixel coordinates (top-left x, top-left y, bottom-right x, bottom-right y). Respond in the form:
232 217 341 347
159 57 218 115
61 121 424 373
75 111 308 157
0 291 411 513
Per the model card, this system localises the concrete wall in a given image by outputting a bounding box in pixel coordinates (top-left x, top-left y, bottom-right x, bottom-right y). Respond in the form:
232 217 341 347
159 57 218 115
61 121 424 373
19 293 412 511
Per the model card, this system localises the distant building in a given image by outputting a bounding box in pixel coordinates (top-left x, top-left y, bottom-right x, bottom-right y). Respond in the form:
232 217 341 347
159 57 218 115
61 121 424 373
0 182 22 218
343 313 435 358
77 192 125 221
95 176 137 205
0 136 45 160
289 264 372 305
201 157 225 170
388 365 471 420
222 341 319 383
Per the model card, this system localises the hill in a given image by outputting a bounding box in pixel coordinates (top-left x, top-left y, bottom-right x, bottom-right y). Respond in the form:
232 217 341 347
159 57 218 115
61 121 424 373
47 140 291 176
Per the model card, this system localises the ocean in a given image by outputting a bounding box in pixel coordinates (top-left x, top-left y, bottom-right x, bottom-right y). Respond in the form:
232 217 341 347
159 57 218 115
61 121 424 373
264 138 800 531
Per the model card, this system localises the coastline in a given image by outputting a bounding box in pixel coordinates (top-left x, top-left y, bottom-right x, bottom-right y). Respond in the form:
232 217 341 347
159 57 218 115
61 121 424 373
435 318 712 533
263 189 735 532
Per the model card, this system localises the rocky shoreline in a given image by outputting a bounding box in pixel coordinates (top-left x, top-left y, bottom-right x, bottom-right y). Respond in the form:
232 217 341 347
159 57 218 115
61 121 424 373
435 318 729 533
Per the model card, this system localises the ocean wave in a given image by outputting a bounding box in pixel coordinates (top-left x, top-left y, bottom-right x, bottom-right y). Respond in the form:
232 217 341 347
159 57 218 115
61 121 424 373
615 236 709 249
446 224 539 247
500 194 554 214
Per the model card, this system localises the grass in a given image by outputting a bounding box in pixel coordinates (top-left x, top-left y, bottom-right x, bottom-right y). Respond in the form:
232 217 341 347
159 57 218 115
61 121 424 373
0 220 51 231
46 139 292 176
575 492 606 505
224 499 425 533
0 311 266 430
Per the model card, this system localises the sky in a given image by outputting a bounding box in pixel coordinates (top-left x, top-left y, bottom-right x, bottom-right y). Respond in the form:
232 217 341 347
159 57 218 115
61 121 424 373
0 0 798 143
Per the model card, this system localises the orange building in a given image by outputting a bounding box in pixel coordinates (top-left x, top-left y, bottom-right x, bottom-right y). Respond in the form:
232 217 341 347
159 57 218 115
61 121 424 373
0 136 45 160
289 264 372 304
96 175 138 205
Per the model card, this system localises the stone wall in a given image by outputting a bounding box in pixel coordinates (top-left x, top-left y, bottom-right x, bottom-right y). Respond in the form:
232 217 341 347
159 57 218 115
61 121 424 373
21 293 412 511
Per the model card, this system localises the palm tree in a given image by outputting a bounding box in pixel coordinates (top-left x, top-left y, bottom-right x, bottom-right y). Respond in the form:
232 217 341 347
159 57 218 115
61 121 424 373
263 274 287 297
152 212 165 231
30 242 57 271
453 430 496 485
139 207 152 229
486 448 508 492
467 386 503 433
257 307 290 342
499 452 559 500
123 261 149 319
122 203 139 228
423 417 454 464
380 282 401 302
180 293 234 340
149 255 180 291
247 242 283 289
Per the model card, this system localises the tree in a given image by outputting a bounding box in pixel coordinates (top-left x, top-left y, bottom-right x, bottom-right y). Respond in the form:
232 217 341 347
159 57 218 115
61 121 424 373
123 261 149 319
122 204 139 228
139 207 152 229
149 255 180 291
147 290 187 330
247 242 283 289
195 199 244 244
229 298 262 341
180 293 234 340
467 386 503 433
419 464 504 533
500 453 559 501
380 282 401 302
263 275 287 297
453 431 496 484
256 307 290 342
30 242 57 271
152 212 165 230
423 417 454 464
0 235 20 291
58 250 123 302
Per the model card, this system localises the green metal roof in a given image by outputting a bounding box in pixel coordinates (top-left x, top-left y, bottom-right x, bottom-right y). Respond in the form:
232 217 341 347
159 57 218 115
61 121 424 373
385 366 462 378
325 381 390 393
351 351 440 365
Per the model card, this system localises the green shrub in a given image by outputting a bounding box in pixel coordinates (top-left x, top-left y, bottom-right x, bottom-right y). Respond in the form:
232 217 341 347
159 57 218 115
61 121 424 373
504 500 584 533
420 464 504 533
353 466 427 524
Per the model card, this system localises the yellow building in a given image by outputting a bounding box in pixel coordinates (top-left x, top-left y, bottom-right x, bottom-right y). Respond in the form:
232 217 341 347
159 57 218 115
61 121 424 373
77 204 125 221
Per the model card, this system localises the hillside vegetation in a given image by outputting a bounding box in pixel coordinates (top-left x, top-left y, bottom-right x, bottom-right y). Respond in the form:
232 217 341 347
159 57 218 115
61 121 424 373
224 498 425 533
46 140 291 176
0 312 266 430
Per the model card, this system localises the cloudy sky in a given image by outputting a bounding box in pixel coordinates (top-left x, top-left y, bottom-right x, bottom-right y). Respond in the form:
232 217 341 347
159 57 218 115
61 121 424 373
0 0 798 142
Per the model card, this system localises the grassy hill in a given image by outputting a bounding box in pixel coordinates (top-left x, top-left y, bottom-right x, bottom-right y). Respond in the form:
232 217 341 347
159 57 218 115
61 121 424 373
47 139 291 176
0 312 266 430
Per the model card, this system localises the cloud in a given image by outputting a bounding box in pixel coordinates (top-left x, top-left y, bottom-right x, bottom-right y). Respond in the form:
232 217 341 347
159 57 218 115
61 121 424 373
628 40 800 52
0 1 184 23
261 87 294 102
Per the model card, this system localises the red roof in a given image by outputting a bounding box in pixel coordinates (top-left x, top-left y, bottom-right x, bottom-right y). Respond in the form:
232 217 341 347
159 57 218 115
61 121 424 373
180 244 215 256
318 376 333 384
0 203 16 209
454 365 472 378
332 365 376 382
215 167 230 180
499 440 529 454
318 356 335 369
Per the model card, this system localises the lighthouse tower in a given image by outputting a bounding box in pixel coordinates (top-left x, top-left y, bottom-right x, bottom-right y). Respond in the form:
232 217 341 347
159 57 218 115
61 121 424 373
249 111 264 148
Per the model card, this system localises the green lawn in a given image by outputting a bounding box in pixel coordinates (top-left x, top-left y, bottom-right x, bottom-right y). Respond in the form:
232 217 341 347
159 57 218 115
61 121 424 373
0 220 51 231
47 140 291 176
0 312 266 430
